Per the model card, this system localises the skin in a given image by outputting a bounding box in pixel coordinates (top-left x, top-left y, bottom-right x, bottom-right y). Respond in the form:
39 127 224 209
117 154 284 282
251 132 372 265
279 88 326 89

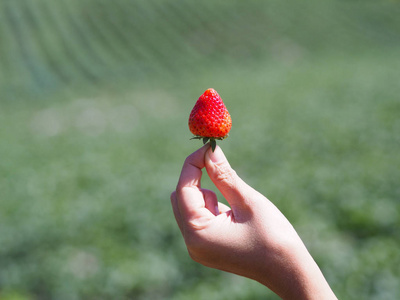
171 144 337 299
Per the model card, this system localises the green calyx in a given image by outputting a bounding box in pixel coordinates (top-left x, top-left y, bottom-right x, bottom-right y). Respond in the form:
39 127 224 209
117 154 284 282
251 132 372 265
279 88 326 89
190 135 228 152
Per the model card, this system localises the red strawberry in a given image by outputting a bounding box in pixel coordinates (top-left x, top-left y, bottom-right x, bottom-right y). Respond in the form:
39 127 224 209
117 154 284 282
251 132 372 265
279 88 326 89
189 88 232 151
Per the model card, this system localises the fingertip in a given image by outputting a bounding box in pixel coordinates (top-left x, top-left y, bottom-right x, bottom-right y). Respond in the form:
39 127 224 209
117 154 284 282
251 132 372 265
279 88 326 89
201 189 219 216
177 149 206 192
205 144 226 165
182 143 211 170
205 145 236 191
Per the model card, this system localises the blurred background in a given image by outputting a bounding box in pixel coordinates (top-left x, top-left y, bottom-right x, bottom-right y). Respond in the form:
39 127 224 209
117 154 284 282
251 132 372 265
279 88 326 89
0 0 399 299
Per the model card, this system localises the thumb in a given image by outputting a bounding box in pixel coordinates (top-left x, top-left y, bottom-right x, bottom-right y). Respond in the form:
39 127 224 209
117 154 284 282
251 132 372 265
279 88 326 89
205 146 254 211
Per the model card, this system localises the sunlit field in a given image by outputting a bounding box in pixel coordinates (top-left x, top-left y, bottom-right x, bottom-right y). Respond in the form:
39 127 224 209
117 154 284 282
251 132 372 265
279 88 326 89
1 1 399 299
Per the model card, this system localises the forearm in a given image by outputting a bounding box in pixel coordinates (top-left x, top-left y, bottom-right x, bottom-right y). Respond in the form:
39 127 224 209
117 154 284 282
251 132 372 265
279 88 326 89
257 246 337 300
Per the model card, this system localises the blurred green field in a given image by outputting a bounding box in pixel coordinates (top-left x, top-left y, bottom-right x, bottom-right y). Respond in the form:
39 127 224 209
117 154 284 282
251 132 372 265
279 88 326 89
1 0 400 299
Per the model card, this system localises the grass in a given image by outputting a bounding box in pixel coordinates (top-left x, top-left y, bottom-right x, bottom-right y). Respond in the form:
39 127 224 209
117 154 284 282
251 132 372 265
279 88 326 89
0 1 400 299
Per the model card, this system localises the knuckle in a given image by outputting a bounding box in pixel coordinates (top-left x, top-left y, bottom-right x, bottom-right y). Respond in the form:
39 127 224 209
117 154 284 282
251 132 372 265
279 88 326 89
184 234 203 260
170 191 177 202
213 162 237 188
182 224 211 260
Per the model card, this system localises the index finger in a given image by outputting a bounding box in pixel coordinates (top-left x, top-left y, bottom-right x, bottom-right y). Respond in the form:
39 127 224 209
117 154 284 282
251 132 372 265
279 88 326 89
176 144 210 219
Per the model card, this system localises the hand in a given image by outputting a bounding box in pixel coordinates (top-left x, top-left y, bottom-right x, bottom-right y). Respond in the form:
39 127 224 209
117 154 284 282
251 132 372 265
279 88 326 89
171 144 337 299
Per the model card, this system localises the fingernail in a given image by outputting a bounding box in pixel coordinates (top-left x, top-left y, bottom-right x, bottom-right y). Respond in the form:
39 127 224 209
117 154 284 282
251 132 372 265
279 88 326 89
208 146 225 163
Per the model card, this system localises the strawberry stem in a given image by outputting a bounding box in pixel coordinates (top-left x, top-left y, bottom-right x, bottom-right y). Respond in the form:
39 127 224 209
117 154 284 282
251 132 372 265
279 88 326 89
210 139 216 152
190 136 228 152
